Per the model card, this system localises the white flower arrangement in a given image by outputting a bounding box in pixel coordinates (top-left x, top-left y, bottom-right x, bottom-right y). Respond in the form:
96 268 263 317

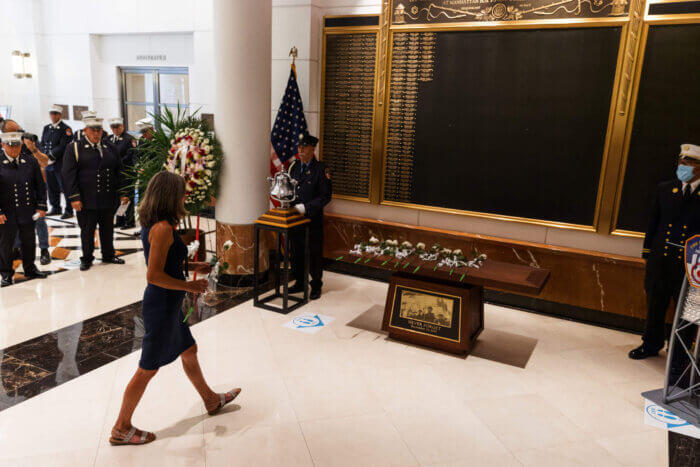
416 242 426 251
165 127 216 202
369 236 379 244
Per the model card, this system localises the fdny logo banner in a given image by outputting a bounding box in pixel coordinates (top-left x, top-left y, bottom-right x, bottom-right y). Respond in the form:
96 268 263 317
686 235 700 288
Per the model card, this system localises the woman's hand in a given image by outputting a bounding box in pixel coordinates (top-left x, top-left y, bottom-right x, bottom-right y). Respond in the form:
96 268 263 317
190 262 212 275
186 279 209 294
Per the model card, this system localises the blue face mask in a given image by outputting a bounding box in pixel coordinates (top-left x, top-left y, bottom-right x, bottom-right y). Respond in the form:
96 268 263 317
677 164 695 183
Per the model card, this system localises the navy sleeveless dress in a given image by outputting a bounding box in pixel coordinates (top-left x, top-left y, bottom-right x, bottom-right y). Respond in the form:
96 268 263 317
139 224 196 370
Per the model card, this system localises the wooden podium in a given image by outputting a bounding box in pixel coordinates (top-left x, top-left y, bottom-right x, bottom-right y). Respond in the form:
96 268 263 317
333 250 550 354
253 208 310 314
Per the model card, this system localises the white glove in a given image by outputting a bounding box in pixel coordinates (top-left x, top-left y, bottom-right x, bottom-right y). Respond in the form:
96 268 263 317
187 240 200 258
295 204 306 215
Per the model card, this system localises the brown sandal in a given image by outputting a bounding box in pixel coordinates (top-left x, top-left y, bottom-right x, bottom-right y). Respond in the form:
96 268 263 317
207 388 241 416
109 427 156 446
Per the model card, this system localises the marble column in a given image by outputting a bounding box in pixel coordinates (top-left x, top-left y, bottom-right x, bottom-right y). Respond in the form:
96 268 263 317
213 0 272 285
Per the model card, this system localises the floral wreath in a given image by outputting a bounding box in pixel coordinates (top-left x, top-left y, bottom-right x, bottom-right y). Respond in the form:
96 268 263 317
165 128 216 204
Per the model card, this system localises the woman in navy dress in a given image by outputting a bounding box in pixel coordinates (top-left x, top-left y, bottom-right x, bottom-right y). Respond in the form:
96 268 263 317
110 172 240 446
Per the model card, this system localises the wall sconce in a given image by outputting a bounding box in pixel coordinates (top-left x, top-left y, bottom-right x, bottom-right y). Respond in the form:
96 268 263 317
11 50 32 79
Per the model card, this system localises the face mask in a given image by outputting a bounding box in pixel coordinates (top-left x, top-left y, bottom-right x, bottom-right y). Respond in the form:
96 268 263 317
677 164 695 183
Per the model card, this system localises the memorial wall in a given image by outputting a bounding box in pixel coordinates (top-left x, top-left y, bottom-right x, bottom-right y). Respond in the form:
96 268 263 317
319 0 700 327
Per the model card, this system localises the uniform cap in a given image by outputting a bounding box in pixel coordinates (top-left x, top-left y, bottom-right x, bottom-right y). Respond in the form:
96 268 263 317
83 117 104 128
49 104 63 114
135 117 154 131
680 144 700 161
0 132 23 145
109 117 124 126
298 132 318 147
80 110 97 120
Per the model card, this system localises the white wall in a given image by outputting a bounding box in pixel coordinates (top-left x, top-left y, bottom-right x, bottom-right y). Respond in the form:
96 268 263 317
0 0 643 256
0 0 214 134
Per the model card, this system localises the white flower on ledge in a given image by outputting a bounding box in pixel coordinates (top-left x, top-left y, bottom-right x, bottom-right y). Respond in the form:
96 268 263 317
369 236 380 244
453 249 462 256
222 240 233 251
401 241 413 249
416 242 426 250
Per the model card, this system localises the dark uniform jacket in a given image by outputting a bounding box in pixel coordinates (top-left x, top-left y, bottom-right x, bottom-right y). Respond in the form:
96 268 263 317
289 157 332 227
0 151 47 224
40 121 72 164
62 136 124 211
108 133 136 166
643 179 700 280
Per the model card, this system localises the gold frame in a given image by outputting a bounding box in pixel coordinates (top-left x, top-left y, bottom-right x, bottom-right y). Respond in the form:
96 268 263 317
610 14 700 237
320 17 381 203
377 18 630 232
389 284 462 343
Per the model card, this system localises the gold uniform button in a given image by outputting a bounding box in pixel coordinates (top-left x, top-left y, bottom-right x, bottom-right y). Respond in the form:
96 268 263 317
667 231 671 235
673 188 679 193
665 253 668 256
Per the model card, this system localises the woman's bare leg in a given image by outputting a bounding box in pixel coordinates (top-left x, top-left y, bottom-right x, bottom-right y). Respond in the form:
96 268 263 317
112 367 158 442
180 344 220 410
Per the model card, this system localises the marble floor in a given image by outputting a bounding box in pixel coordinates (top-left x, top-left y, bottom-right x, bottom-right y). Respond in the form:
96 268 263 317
0 264 669 466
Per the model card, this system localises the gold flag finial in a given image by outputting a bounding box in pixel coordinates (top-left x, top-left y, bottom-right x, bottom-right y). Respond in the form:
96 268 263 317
289 46 298 65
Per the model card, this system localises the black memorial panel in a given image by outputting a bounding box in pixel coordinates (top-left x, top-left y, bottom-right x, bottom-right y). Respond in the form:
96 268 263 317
617 24 700 233
384 27 621 226
322 33 377 199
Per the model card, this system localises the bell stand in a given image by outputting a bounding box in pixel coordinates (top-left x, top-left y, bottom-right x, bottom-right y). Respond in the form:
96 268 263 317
253 206 310 314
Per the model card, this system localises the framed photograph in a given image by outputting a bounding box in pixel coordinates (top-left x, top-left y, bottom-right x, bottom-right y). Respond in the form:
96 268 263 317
382 274 483 354
0 105 11 119
73 105 89 120
201 113 215 132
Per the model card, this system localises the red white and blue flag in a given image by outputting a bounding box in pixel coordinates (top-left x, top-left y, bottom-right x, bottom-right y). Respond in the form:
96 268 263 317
270 64 308 176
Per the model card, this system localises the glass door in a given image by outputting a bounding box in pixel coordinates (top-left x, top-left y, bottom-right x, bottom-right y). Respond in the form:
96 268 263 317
120 67 189 133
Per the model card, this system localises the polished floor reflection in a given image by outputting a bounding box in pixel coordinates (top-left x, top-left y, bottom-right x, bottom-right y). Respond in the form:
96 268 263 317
0 270 667 466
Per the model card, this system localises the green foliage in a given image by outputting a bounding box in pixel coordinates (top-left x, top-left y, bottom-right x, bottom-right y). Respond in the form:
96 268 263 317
125 105 224 216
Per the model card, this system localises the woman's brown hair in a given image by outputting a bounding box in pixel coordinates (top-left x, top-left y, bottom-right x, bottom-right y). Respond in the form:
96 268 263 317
138 171 187 228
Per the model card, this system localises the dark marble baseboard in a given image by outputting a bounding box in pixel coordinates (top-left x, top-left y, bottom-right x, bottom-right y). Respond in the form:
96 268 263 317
324 259 646 334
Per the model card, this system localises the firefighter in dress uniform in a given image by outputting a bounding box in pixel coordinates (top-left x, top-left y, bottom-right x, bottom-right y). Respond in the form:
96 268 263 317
287 133 332 300
630 144 700 375
0 131 48 287
108 117 137 229
62 117 129 271
40 105 73 219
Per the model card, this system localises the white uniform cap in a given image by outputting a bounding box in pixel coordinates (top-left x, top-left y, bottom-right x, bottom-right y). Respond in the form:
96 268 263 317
49 104 63 114
680 144 700 161
81 110 98 120
109 117 124 126
83 117 104 128
135 117 154 131
1 132 23 145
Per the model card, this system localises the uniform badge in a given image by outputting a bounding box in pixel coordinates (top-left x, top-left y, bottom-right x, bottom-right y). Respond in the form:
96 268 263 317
673 188 679 193
325 168 331 180
686 235 700 288
66 128 72 136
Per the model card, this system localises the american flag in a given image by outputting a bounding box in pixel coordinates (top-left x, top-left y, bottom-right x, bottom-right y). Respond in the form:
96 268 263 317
270 65 308 176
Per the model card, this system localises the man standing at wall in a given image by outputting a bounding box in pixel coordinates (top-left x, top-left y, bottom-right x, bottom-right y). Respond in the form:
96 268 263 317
288 133 332 300
630 144 700 375
40 105 73 219
108 118 136 229
63 116 128 271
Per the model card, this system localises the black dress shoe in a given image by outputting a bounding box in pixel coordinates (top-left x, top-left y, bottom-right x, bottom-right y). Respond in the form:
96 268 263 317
628 345 659 360
102 257 125 265
1 277 12 287
288 282 305 294
80 261 92 271
40 249 51 265
60 211 74 219
310 288 322 300
24 268 48 279
46 209 62 216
